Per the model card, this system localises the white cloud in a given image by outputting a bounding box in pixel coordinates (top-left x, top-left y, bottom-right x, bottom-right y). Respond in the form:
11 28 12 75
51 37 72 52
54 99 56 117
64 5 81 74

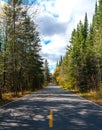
41 35 66 55
40 35 67 72
36 0 96 73
37 13 68 36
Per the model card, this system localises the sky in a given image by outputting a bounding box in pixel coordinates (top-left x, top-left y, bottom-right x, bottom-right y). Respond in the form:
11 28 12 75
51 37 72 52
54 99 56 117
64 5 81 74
36 0 97 73
0 0 97 73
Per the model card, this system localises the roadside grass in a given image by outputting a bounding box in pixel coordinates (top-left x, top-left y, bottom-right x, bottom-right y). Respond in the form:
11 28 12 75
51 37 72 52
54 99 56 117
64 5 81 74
71 89 102 106
62 86 102 106
0 86 46 107
0 91 32 107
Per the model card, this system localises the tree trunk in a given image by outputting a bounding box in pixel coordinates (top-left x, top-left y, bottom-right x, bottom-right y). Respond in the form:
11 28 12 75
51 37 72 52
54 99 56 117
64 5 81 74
0 86 2 100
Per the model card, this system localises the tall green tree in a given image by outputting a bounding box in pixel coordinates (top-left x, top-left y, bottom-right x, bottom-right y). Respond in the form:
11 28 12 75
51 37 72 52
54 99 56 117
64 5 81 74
94 0 102 87
44 59 50 85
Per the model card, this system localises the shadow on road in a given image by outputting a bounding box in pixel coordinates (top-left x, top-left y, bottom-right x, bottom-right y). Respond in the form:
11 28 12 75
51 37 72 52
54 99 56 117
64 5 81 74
0 86 102 130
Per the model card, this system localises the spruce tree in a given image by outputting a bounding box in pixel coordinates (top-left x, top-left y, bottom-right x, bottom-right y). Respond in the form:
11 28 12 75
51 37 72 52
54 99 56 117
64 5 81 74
44 59 50 85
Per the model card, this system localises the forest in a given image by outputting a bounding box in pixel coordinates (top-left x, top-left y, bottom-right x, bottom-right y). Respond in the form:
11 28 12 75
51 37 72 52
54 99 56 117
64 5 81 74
0 0 102 105
54 0 102 94
0 0 50 100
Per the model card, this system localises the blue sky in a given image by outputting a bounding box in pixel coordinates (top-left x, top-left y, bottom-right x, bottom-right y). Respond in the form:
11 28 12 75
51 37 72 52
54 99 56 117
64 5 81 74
0 0 97 73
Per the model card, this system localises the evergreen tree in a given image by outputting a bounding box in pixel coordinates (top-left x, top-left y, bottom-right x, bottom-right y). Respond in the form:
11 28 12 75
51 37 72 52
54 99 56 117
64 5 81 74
83 13 88 42
93 0 102 90
44 59 50 85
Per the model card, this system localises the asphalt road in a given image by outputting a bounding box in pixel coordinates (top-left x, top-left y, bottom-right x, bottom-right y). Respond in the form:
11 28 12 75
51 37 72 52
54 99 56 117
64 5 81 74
0 85 102 130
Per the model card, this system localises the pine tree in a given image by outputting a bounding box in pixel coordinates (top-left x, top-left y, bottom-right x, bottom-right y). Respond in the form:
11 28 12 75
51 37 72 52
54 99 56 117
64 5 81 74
93 0 102 90
83 13 88 42
44 59 50 85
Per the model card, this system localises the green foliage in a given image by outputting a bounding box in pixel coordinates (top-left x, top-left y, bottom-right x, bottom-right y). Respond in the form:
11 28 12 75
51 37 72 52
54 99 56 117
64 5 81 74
44 59 50 85
0 0 45 97
54 0 102 93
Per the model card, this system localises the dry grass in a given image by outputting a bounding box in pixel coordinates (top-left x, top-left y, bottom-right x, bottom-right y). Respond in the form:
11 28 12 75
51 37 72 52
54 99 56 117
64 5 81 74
0 86 46 107
0 91 32 107
73 90 102 106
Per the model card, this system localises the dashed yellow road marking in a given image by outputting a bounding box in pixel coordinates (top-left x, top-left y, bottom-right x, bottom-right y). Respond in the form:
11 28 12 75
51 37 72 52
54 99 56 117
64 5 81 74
49 109 53 128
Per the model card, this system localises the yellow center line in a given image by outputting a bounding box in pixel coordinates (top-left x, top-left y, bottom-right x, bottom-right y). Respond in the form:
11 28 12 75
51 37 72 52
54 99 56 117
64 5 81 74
49 109 53 128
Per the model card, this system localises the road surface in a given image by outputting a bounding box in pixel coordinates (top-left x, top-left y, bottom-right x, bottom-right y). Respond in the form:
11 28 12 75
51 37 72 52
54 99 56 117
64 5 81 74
0 85 102 130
